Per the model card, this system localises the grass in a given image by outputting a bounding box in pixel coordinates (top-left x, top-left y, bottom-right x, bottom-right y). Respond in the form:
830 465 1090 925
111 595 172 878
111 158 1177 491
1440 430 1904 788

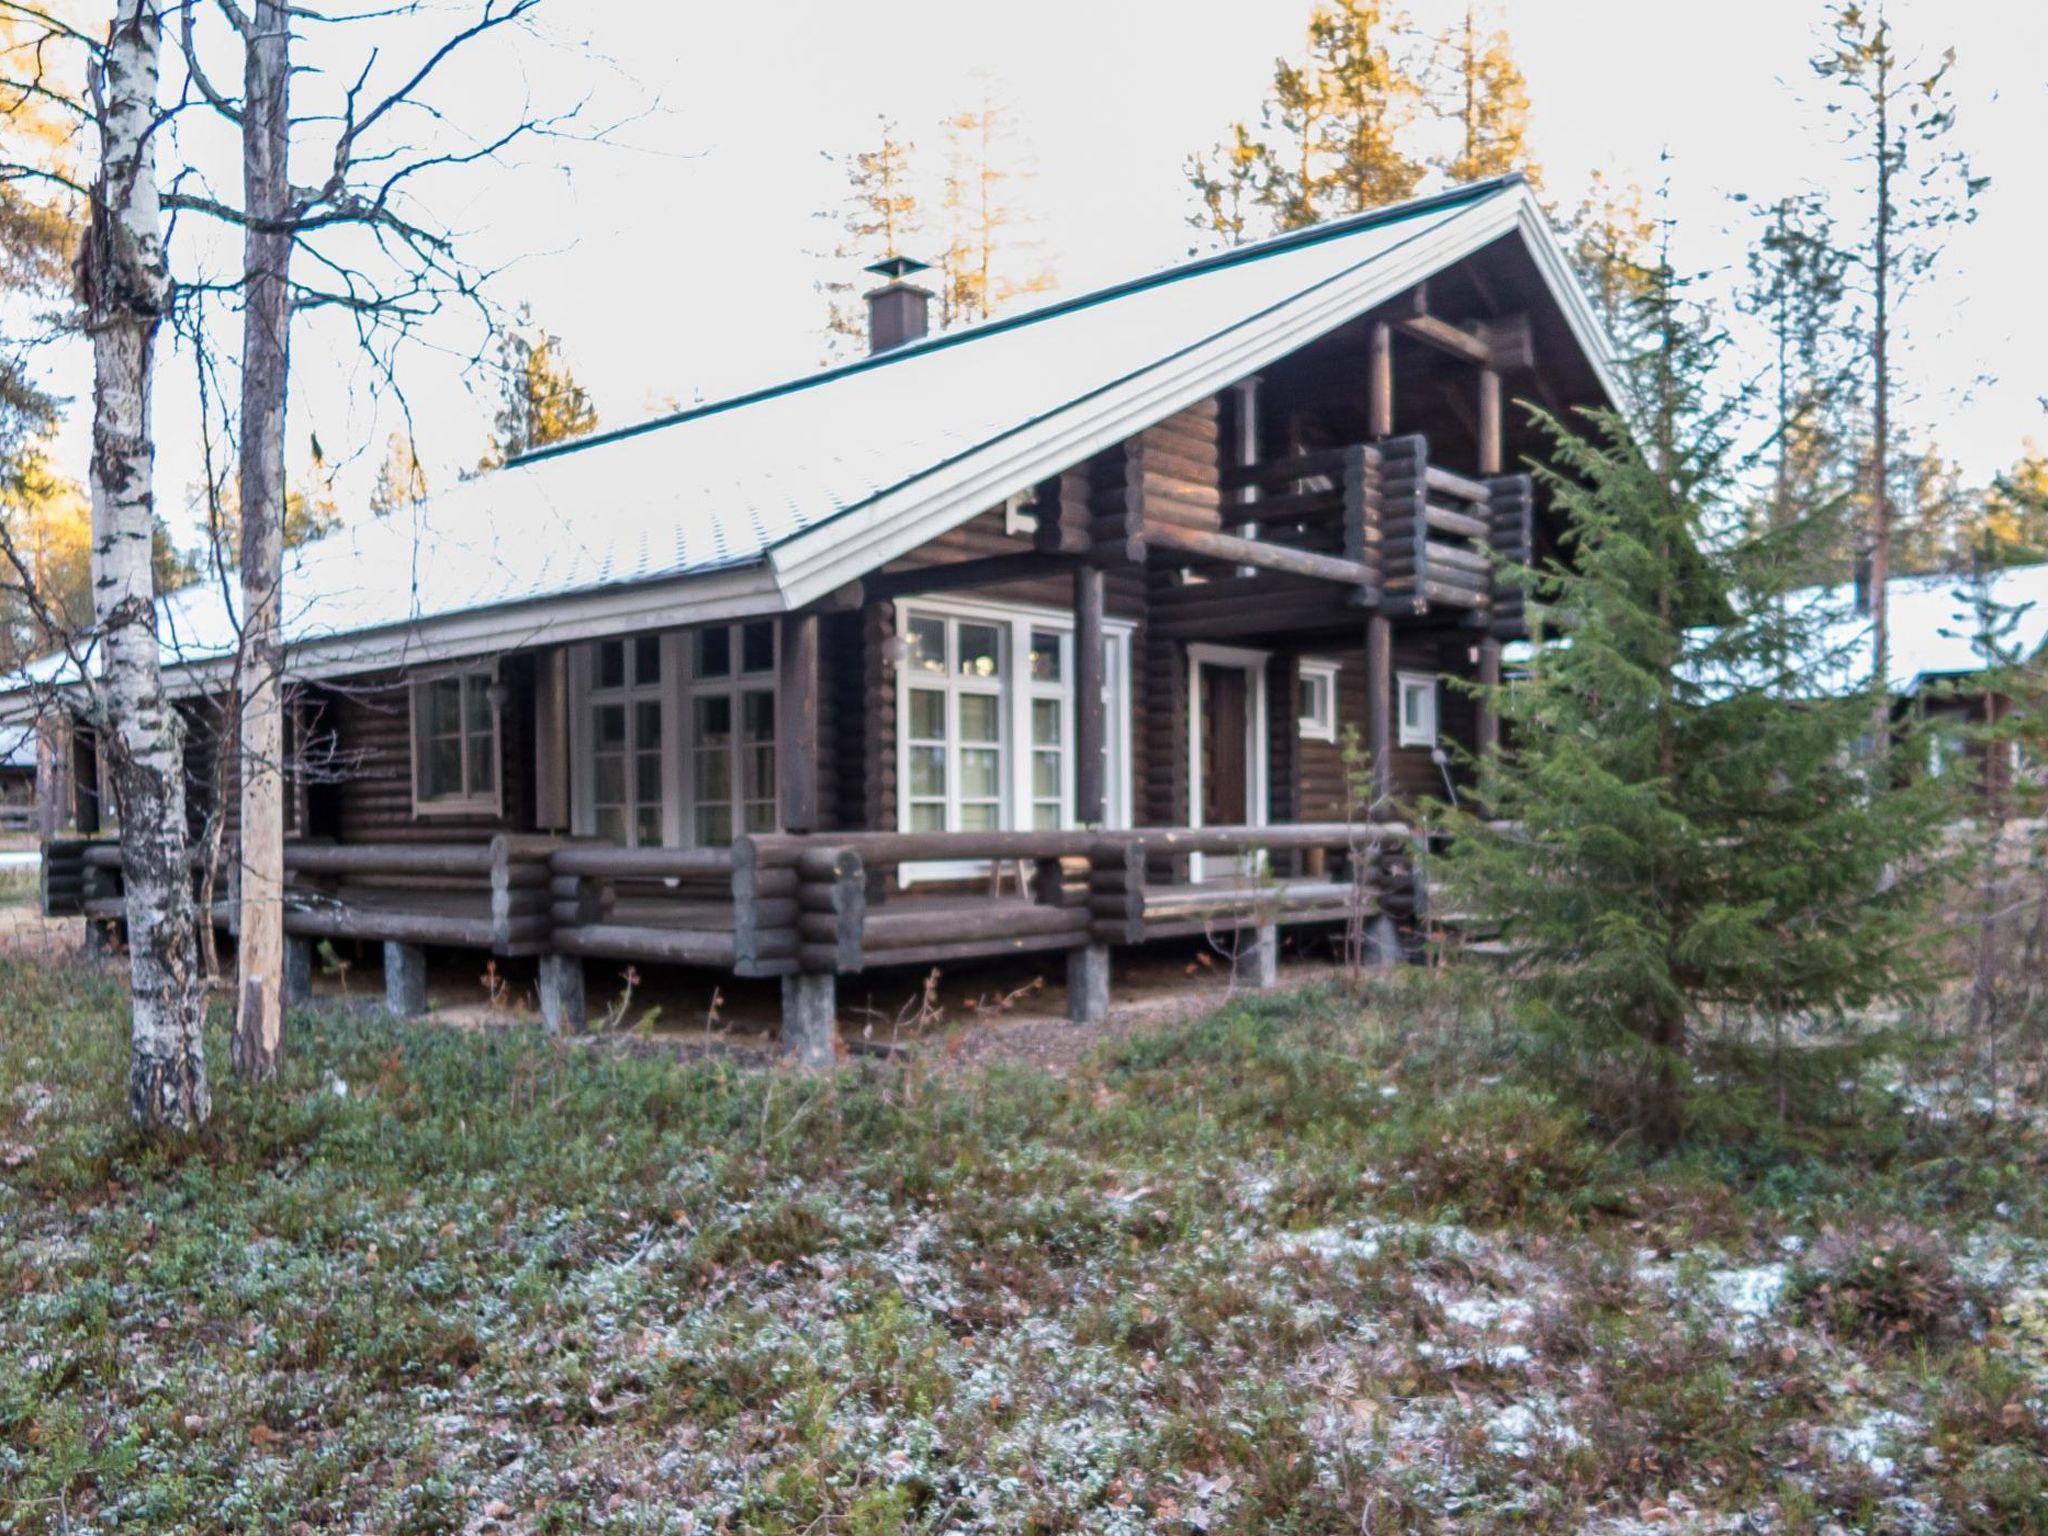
2 958 2047 1532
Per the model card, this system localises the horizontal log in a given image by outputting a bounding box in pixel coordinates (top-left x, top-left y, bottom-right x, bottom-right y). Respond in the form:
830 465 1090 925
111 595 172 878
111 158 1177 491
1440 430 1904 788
1220 446 1354 491
1144 521 1373 587
553 924 741 966
1424 504 1491 540
831 931 1090 972
1218 486 1344 527
285 843 498 876
865 551 1078 603
1425 465 1490 505
1396 313 1489 366
549 844 735 880
853 903 1089 950
281 907 525 948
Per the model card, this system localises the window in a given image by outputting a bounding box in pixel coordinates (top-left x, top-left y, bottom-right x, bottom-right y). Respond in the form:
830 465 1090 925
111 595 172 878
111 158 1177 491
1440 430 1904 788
588 637 666 846
685 620 777 845
903 612 1007 833
1297 659 1340 743
894 600 1132 871
411 669 500 815
1398 670 1438 749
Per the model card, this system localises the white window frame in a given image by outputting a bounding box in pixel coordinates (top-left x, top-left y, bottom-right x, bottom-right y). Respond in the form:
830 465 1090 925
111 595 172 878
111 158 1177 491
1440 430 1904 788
408 666 502 818
1398 670 1439 749
894 596 1133 884
1297 658 1340 744
680 620 780 848
570 635 676 847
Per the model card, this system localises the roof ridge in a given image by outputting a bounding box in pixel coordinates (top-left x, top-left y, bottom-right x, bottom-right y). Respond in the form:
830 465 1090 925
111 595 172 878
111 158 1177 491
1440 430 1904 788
505 175 1528 471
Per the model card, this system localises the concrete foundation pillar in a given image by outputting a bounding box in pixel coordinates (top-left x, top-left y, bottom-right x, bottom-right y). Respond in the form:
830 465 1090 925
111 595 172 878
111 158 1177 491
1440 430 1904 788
82 918 116 962
1366 914 1402 969
1245 923 1280 989
538 953 586 1034
383 941 428 1018
1067 942 1110 1025
283 934 313 1006
781 973 837 1066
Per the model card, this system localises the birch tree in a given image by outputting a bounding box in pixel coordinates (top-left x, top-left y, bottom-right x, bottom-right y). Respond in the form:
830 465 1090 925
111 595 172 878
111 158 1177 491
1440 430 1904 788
80 0 212 1132
939 78 1053 329
1428 1 1537 187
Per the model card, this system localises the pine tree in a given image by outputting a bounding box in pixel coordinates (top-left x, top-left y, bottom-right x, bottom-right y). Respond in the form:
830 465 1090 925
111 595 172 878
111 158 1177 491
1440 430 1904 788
1440 251 1950 1149
818 116 924 353
1263 0 1426 228
1429 2 1538 186
368 431 428 517
1973 444 2048 568
476 305 599 470
939 78 1054 329
1811 0 1985 739
1185 123 1266 251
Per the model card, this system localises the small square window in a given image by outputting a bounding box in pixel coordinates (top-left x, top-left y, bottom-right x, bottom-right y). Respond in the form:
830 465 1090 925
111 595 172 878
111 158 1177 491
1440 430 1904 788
740 621 775 675
1297 660 1339 743
694 626 731 680
1398 671 1438 749
1029 631 1061 683
596 640 625 690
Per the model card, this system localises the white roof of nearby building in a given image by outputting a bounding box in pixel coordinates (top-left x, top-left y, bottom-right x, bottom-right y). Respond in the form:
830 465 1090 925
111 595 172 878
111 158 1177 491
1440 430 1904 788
8 175 1616 699
1798 564 2048 698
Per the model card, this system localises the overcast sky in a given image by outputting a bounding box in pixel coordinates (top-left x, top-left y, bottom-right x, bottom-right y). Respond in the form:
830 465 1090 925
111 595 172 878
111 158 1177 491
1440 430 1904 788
36 0 2048 543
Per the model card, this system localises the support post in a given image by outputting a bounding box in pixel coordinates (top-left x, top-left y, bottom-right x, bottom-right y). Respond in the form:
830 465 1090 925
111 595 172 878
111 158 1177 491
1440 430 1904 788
781 972 837 1066
1074 565 1106 825
1244 923 1280 989
1368 320 1393 440
1476 636 1502 762
538 953 586 1034
778 611 821 834
1365 614 1393 814
283 933 312 1006
1067 942 1110 1025
383 940 427 1018
1478 367 1503 476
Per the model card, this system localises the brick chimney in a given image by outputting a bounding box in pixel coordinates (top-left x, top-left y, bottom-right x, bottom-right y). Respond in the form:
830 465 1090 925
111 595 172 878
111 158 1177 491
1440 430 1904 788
864 255 932 355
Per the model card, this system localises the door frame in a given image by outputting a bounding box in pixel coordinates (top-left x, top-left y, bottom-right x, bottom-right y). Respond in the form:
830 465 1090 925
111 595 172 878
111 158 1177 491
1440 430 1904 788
1186 642 1270 883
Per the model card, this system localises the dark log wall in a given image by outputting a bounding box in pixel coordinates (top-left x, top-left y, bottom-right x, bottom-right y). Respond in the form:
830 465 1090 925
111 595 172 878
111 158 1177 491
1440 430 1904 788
309 657 536 845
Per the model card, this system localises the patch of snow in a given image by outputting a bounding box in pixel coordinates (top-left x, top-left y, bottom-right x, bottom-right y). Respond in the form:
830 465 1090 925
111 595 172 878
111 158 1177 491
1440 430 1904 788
1708 1263 1787 1320
1821 1409 1919 1482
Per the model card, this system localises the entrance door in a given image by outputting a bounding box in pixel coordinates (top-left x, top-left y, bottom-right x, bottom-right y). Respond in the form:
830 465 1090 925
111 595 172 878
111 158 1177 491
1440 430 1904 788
1200 663 1250 829
1188 645 1268 882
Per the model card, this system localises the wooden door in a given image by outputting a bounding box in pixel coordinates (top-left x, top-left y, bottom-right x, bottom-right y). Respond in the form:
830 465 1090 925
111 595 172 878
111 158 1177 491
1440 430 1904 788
1200 663 1249 827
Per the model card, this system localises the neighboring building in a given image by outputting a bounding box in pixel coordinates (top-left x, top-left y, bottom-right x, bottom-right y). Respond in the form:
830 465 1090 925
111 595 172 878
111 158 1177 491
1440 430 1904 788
7 175 1627 1039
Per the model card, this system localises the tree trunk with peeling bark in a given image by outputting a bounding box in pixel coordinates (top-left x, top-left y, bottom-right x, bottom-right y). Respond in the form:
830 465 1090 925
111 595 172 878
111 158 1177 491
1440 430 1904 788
232 0 290 1080
82 0 211 1133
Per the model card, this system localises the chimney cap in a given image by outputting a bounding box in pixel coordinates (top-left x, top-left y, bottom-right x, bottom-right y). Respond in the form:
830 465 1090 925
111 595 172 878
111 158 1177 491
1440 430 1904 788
864 254 931 283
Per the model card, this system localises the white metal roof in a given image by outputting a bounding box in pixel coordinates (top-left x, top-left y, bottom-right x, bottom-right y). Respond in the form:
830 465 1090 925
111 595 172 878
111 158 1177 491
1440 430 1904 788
1795 564 2048 698
11 175 1617 697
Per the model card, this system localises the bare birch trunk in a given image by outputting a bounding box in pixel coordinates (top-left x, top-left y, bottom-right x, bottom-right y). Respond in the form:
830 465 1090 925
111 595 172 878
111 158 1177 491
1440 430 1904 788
232 0 291 1079
83 0 211 1133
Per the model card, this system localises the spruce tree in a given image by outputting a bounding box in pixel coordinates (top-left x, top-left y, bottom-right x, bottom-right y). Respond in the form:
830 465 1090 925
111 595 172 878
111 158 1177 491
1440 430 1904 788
1440 251 1951 1149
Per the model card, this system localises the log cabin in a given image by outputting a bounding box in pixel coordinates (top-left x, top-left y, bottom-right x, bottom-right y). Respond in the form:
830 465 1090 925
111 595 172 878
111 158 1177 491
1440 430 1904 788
15 174 1630 1052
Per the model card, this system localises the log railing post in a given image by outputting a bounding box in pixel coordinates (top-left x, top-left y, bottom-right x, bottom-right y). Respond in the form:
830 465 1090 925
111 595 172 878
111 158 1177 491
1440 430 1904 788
778 611 820 835
1074 565 1106 826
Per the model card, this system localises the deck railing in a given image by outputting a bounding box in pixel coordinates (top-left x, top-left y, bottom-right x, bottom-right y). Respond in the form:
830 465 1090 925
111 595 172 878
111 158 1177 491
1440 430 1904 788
45 821 1429 977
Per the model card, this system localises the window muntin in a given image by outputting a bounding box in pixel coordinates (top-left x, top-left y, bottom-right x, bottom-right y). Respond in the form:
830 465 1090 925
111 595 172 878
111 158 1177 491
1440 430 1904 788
685 620 777 845
588 638 666 846
1297 660 1339 743
904 612 1008 834
411 670 500 814
1398 670 1438 749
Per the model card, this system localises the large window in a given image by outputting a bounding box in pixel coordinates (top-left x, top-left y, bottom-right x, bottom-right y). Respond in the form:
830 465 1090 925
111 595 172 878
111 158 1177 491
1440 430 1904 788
411 669 499 815
895 600 1131 863
588 636 666 846
685 620 777 845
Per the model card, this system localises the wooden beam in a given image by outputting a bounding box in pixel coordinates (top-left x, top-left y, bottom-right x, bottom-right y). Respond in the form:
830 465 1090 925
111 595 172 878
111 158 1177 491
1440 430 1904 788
1366 615 1392 815
1368 321 1393 439
1479 367 1503 477
1477 636 1502 762
1144 521 1372 589
863 551 1076 603
1074 565 1106 825
806 580 866 615
777 611 820 833
1397 313 1489 366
